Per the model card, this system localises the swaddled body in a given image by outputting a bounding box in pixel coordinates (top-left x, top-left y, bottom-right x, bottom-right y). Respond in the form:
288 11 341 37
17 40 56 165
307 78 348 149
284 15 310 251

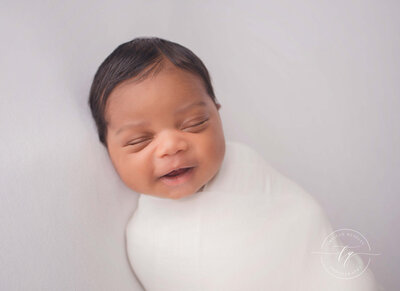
126 141 378 291
88 37 378 291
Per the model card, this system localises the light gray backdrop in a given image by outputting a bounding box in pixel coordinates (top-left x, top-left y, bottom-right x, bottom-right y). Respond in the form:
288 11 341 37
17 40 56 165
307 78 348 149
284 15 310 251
1 1 398 290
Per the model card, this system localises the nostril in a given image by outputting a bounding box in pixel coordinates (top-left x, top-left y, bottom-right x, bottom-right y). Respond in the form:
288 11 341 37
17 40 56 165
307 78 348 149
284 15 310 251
157 139 189 158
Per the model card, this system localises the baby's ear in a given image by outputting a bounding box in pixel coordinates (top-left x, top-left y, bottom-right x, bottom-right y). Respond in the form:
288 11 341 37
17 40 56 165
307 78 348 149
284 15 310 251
216 103 221 110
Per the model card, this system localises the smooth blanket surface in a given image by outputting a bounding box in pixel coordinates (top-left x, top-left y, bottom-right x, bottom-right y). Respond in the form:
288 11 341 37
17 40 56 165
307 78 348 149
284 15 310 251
126 141 378 290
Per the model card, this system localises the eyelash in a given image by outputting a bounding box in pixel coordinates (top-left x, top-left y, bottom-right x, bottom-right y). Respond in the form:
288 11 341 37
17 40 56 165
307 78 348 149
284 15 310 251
183 118 209 130
126 118 209 146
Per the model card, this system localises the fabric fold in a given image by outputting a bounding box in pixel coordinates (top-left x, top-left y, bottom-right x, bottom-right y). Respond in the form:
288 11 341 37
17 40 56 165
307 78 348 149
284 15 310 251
126 140 378 291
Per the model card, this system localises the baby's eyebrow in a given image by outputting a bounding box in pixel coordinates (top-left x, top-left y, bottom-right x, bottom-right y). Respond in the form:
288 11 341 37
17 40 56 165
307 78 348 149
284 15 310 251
175 100 207 114
115 120 150 136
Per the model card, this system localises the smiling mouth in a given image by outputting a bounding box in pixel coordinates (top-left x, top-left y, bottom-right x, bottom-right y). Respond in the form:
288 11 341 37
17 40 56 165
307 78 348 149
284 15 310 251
163 167 192 177
160 167 195 186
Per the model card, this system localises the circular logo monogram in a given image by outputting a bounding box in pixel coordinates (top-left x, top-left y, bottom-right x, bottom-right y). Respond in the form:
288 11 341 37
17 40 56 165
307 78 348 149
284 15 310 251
315 228 379 279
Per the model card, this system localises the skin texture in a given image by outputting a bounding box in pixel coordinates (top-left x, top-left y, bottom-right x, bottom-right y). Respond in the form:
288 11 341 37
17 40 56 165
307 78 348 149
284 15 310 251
105 61 226 200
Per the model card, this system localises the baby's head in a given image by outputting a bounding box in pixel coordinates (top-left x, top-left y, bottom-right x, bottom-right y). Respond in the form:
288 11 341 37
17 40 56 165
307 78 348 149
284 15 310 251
88 37 226 200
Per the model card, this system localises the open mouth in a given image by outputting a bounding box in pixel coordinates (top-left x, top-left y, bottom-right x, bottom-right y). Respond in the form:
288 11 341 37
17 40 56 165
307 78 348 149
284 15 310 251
160 167 194 186
163 167 192 177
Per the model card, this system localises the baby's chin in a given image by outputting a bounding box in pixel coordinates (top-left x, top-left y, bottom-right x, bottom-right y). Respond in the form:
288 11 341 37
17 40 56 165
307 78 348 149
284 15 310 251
140 184 205 200
171 185 206 199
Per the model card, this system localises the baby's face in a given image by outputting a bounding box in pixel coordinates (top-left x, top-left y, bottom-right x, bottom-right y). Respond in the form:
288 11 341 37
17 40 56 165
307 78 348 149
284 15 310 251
105 63 226 199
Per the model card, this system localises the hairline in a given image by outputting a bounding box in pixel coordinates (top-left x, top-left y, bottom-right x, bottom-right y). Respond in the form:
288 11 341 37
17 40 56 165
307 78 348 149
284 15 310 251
103 56 215 137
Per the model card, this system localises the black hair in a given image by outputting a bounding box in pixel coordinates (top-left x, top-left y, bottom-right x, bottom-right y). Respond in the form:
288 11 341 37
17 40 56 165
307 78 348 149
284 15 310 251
88 37 217 148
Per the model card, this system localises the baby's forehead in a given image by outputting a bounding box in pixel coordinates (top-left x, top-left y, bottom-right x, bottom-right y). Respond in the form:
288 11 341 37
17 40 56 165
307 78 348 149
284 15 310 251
106 74 210 121
113 69 206 102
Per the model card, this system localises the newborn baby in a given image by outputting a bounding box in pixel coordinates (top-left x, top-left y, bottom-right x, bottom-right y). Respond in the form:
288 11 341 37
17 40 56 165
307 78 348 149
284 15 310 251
88 37 378 290
89 37 224 200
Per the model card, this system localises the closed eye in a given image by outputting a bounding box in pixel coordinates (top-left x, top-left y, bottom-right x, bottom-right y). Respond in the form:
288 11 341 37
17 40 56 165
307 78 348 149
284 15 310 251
125 119 209 147
126 137 151 146
184 118 209 129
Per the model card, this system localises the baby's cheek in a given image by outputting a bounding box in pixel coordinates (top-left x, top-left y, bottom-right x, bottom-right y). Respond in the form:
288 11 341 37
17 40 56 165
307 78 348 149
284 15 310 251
122 171 147 194
114 158 139 187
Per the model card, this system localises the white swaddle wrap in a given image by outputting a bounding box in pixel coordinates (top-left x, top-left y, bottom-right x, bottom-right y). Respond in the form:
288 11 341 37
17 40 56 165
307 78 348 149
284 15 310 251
126 141 378 290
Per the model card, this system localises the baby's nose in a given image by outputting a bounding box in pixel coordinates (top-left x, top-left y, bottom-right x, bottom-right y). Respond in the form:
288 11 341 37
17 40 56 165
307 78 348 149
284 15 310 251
155 130 189 158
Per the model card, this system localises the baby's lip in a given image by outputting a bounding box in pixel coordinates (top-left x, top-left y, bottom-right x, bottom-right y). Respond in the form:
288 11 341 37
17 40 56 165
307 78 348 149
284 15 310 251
158 165 195 178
